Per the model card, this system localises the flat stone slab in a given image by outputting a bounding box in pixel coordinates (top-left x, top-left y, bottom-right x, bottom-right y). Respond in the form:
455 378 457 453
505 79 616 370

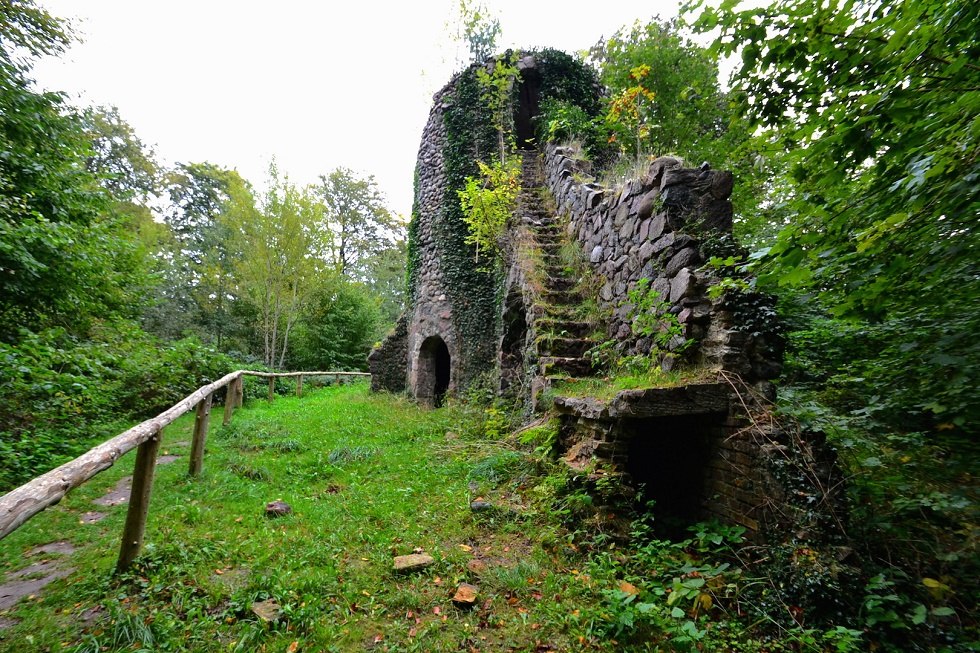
393 553 434 573
251 599 282 622
26 540 75 557
157 454 180 465
555 383 731 421
0 616 19 630
78 511 107 524
93 476 132 507
609 383 731 418
0 561 75 610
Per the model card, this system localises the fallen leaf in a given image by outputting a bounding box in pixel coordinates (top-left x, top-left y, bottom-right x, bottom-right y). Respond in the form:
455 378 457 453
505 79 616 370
618 580 639 596
459 544 472 552
433 606 441 615
286 642 299 653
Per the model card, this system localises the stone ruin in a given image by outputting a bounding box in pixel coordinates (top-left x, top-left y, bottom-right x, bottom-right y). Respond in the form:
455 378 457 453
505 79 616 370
369 53 841 541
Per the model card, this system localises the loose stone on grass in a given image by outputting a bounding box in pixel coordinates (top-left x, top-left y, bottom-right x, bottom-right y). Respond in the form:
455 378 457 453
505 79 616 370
451 582 479 608
251 599 282 622
392 553 434 573
466 559 488 575
265 500 292 517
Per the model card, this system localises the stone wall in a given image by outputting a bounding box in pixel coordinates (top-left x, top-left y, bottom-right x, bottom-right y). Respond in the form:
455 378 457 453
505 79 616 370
368 314 408 393
553 386 842 539
402 82 460 400
542 144 783 382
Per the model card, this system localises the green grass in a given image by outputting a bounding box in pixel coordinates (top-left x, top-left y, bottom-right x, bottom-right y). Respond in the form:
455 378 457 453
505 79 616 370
0 383 615 652
548 366 715 401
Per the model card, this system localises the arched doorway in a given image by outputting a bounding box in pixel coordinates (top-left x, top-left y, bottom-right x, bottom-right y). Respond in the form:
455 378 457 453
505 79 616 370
515 65 541 150
417 335 451 407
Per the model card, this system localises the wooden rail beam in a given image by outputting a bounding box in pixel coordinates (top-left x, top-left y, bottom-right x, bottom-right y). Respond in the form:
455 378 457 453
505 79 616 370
0 369 369 542
0 370 241 540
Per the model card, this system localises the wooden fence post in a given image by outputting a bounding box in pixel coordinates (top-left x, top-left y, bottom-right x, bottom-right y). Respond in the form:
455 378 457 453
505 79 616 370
189 392 213 476
268 376 276 402
296 374 304 398
116 428 162 572
223 382 235 425
234 375 244 408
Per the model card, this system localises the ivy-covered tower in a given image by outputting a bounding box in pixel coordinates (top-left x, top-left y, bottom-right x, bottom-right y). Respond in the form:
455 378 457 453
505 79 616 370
368 50 601 404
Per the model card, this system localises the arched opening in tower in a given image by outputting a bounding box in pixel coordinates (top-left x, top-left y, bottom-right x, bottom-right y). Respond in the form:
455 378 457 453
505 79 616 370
499 290 528 396
623 414 721 539
515 66 541 150
417 335 451 407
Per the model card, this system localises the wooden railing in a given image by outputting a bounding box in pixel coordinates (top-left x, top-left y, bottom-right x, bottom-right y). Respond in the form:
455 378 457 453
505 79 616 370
0 370 369 570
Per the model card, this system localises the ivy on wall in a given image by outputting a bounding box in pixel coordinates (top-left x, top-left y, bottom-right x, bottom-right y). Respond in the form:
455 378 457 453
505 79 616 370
402 51 605 391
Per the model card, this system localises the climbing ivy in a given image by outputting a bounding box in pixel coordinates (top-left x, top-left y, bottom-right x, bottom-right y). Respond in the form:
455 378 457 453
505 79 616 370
403 51 607 391
438 65 502 389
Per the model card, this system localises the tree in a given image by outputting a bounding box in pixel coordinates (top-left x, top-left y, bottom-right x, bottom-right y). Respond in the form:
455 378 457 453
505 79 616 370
361 238 408 326
82 105 159 201
589 19 734 162
227 163 322 369
451 0 501 64
314 168 400 280
288 276 381 372
161 162 249 347
0 0 147 339
684 0 980 431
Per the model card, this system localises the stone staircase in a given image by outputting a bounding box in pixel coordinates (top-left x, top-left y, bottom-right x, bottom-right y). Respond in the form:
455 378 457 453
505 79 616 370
516 151 599 393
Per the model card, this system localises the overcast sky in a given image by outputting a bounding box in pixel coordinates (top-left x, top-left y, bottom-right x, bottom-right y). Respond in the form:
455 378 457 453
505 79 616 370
32 0 680 218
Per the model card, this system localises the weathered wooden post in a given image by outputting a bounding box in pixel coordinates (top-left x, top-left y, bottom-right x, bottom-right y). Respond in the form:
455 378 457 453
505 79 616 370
189 392 213 476
222 382 235 425
296 374 304 397
268 376 276 402
234 374 244 408
116 428 162 572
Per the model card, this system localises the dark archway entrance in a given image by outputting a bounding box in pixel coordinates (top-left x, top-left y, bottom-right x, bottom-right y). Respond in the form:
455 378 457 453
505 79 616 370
515 65 541 150
623 414 719 538
417 336 451 407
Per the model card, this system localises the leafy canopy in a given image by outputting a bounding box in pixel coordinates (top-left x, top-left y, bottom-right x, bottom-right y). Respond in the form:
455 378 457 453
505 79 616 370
683 0 979 429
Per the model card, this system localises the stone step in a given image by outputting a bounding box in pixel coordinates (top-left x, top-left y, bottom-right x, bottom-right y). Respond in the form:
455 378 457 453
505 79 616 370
533 318 593 338
539 288 582 305
540 356 594 378
544 277 575 292
539 337 595 358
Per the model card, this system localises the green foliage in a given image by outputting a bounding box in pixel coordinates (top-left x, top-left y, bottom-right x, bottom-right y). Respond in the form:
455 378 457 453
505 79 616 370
475 51 520 163
685 0 980 432
82 105 159 201
0 324 239 491
288 276 381 372
0 14 149 339
626 277 688 352
457 157 520 264
314 167 401 280
451 0 501 64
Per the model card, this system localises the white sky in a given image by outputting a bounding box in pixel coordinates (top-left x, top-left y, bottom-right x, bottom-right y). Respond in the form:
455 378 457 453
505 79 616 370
32 0 681 219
